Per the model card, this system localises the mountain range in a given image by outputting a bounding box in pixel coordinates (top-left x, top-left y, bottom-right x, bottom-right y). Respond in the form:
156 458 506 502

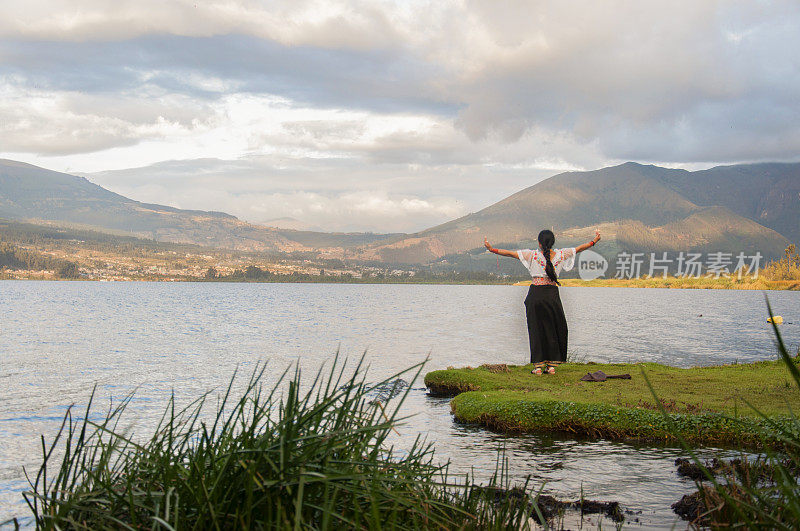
0 159 396 254
353 162 798 263
1 158 797 264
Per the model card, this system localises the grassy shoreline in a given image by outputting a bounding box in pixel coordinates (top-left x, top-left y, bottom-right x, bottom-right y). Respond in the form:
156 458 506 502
5 276 800 290
425 360 800 448
518 277 800 290
0 275 521 285
5 273 800 289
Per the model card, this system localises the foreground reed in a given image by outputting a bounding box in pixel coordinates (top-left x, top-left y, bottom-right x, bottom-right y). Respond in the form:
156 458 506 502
20 356 536 530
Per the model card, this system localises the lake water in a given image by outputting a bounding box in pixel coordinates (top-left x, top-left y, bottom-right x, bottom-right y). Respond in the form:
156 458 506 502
1 281 799 527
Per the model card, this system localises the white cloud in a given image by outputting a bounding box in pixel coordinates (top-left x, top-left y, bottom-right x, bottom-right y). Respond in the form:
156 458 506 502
1 0 799 231
0 0 409 48
80 170 470 232
0 83 214 155
1 0 795 164
253 190 466 233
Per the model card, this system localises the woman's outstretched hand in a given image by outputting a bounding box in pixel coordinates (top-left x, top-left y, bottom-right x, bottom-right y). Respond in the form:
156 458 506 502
484 239 519 260
576 229 602 253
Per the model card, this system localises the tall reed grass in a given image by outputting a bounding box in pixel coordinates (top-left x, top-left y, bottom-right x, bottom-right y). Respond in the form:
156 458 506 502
18 356 536 530
761 244 800 282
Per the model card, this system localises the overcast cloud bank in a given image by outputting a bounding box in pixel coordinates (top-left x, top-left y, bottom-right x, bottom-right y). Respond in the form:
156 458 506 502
1 1 798 231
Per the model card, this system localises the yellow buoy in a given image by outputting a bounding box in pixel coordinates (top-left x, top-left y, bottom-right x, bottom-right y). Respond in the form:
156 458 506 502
768 316 784 325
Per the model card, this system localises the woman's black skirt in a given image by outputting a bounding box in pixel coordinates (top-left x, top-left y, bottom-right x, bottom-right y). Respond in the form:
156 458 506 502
524 285 568 364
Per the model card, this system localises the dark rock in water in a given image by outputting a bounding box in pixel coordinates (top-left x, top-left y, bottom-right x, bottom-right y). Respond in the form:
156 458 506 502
490 485 528 502
672 456 800 523
486 487 624 524
366 379 409 404
624 508 643 524
576 499 624 523
672 491 706 522
334 379 409 404
535 494 625 523
675 457 714 480
674 457 738 480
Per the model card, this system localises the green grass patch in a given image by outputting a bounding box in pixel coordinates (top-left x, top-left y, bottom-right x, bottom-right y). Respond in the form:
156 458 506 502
425 360 800 447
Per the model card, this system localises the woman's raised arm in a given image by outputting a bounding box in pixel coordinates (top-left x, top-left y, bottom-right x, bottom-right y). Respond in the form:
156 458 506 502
575 229 601 253
484 238 519 259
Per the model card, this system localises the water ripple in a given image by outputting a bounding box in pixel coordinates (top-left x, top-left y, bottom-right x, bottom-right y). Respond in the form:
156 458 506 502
1 281 798 527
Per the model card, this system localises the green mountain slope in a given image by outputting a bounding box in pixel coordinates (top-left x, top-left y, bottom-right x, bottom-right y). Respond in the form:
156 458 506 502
358 162 794 263
651 162 800 244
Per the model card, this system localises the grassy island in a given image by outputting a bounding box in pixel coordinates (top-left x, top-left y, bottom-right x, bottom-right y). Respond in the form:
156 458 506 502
425 360 800 448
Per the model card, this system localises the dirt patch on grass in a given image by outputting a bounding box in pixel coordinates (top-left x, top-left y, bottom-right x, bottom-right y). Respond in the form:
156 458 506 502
480 363 510 374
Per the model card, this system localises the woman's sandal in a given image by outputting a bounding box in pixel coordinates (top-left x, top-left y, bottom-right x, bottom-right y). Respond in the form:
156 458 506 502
531 362 547 375
531 361 559 375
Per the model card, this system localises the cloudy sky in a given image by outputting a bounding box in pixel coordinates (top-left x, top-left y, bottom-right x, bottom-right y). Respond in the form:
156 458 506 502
1 1 798 232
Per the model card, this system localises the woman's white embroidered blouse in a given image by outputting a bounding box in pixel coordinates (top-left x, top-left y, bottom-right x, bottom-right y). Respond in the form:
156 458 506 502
517 248 576 282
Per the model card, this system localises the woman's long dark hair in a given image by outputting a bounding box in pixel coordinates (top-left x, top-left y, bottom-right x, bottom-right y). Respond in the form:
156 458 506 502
538 229 560 285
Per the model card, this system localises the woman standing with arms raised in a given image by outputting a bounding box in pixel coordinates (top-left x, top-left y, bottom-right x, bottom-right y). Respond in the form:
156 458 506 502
484 229 601 373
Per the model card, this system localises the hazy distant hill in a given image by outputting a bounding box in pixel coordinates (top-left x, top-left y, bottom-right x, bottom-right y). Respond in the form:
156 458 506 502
0 159 396 252
357 162 796 263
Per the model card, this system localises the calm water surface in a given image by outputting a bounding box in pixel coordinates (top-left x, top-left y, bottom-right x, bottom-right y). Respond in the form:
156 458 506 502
1 281 799 527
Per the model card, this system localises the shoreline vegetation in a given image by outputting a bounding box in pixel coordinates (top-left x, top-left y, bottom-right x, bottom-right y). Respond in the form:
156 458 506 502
525 277 800 290
4 242 799 288
3 268 800 290
2 218 799 288
5 274 800 290
424 358 800 449
12 359 577 529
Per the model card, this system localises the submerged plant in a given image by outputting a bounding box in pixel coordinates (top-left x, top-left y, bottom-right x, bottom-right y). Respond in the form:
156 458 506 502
21 355 537 530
